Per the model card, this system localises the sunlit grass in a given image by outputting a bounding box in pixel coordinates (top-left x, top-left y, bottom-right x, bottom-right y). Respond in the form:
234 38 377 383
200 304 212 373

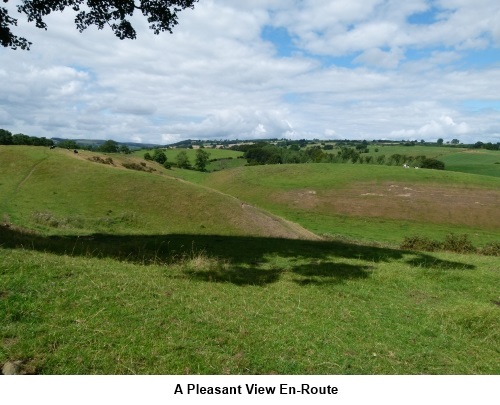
1 244 498 374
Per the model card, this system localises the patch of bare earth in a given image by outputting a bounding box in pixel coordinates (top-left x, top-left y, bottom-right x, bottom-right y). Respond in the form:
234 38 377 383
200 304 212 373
274 183 500 229
235 202 321 240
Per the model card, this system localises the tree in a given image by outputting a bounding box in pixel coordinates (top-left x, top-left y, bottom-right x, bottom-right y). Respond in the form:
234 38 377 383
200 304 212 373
451 139 460 145
58 139 79 149
176 150 191 169
0 129 13 145
2 0 198 50
152 148 167 165
119 144 131 154
194 148 210 171
99 139 119 153
437 138 444 146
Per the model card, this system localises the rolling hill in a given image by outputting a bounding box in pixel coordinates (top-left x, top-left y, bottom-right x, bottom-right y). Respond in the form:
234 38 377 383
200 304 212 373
1 145 499 375
0 146 315 240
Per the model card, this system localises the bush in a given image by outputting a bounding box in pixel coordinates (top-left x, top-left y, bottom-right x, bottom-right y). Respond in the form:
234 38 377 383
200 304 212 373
442 234 475 254
152 149 167 165
420 158 445 170
88 156 114 165
401 236 442 252
479 242 500 256
401 234 478 254
122 162 156 173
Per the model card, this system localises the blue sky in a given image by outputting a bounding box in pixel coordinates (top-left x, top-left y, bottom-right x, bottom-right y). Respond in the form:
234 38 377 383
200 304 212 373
1 0 499 143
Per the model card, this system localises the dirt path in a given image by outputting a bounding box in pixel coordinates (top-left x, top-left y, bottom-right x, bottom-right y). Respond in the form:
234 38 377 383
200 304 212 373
15 156 48 192
67 150 322 240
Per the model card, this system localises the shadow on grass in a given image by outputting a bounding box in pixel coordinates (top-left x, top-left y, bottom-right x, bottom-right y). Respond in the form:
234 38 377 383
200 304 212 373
182 266 284 286
405 255 475 270
292 262 374 286
0 225 476 286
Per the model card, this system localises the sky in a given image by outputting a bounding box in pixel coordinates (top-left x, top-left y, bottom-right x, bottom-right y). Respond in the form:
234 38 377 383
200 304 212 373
1 0 500 144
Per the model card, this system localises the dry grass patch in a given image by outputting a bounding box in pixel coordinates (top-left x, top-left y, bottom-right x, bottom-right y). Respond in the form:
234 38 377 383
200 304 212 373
274 182 500 229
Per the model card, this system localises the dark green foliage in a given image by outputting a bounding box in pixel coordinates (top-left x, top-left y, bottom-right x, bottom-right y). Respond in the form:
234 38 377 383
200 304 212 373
57 139 79 149
119 145 131 154
152 149 167 165
484 142 500 150
0 131 54 147
0 128 13 144
144 152 153 160
387 154 404 166
195 148 210 171
3 0 198 50
420 158 445 170
176 150 191 169
99 140 119 153
0 6 31 49
337 147 360 163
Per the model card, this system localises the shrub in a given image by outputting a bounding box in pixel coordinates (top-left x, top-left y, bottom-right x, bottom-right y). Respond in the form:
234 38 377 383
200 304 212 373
442 234 475 254
479 242 500 256
88 156 114 165
420 158 445 170
401 236 442 252
152 149 167 165
401 234 480 254
122 162 156 173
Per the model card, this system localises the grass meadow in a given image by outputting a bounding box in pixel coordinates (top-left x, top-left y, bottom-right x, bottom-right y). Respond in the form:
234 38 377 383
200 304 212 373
1 145 499 375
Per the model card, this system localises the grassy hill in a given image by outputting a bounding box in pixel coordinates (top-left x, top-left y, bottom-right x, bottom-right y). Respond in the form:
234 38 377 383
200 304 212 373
1 145 499 375
0 146 313 240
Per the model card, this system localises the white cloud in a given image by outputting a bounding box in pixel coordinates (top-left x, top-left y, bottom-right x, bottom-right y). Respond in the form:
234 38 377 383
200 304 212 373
392 115 471 138
0 0 499 144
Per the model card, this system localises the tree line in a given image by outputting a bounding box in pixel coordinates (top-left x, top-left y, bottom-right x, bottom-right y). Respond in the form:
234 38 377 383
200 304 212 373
0 128 54 147
231 142 446 170
144 148 211 171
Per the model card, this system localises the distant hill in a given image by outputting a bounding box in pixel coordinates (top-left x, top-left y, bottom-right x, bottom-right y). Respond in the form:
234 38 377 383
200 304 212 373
51 137 162 149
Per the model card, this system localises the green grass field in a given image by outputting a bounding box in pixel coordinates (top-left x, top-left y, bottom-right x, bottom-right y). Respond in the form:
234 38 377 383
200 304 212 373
133 147 246 171
1 145 499 375
440 149 500 177
322 144 500 177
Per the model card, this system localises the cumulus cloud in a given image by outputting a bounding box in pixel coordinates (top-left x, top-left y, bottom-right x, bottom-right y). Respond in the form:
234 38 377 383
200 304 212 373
0 0 499 143
392 115 472 139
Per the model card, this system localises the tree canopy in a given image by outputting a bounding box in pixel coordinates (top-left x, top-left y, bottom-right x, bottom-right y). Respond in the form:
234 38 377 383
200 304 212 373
1 0 198 50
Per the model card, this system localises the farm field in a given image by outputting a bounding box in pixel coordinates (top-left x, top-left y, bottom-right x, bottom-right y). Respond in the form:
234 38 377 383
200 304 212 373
1 145 499 375
133 147 246 172
322 144 500 177
440 149 500 177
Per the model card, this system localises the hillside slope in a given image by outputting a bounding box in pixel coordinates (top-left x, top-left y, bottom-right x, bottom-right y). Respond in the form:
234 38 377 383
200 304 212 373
0 146 317 240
